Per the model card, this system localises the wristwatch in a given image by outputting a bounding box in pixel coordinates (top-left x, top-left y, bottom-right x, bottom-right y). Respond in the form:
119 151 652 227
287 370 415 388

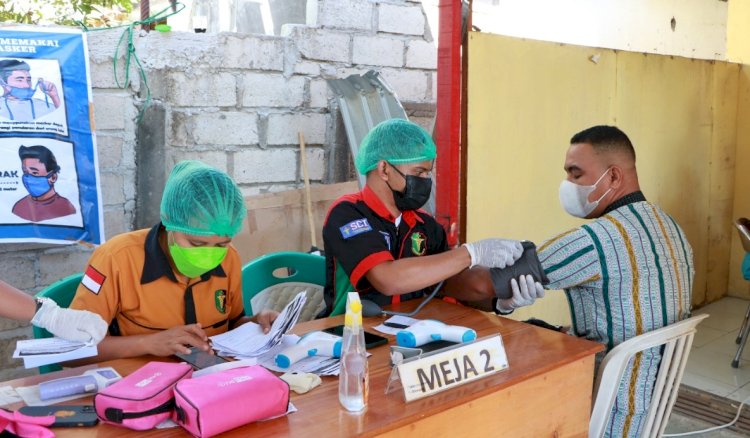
34 297 45 313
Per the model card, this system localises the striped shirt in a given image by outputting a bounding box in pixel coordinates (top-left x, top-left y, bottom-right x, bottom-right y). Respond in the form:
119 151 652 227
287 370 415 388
538 200 693 438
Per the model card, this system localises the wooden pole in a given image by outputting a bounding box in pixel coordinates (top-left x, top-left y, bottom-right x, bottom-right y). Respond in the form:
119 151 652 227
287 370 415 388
299 132 317 250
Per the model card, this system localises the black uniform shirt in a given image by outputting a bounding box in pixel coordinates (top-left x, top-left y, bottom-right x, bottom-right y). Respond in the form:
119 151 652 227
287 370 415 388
322 185 448 316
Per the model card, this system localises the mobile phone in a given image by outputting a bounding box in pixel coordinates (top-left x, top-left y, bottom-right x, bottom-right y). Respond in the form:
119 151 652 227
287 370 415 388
175 347 228 370
322 325 389 349
19 405 98 427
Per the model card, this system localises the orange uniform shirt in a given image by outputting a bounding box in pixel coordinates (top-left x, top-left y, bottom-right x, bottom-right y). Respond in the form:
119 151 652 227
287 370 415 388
70 223 245 337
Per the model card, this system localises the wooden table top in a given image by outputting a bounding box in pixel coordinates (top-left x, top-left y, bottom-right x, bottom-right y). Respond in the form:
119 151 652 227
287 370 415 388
2 299 602 437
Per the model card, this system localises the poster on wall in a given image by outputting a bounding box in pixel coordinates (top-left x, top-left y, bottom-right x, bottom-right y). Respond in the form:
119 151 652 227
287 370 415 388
0 26 104 245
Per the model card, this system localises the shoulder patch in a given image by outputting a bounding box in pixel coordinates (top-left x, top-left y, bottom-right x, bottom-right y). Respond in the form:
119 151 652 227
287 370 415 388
81 265 106 295
340 218 372 239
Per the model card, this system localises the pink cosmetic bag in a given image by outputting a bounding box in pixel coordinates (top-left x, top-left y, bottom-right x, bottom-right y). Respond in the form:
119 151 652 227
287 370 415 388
94 361 192 430
174 365 290 437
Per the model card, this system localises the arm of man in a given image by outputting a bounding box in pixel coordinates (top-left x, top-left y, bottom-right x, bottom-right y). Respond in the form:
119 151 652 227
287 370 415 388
442 266 495 301
0 280 37 321
324 201 520 298
367 216 500 299
65 324 210 366
356 210 475 296
537 227 602 290
365 246 473 296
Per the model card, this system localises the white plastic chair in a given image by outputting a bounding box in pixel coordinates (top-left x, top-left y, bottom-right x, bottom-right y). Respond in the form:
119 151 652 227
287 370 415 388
589 314 708 438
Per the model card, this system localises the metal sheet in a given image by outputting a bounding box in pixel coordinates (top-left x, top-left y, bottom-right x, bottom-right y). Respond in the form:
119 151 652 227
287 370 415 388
327 71 436 214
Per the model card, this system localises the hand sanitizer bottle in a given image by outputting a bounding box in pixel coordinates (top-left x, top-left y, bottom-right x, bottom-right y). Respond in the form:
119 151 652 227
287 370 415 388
338 292 368 412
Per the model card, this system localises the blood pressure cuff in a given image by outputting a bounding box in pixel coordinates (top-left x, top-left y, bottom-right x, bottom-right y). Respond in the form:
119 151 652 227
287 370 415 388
468 241 549 312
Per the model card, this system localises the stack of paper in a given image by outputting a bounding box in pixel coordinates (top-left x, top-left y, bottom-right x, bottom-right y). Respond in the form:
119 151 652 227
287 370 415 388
13 338 97 369
256 335 343 376
211 291 307 357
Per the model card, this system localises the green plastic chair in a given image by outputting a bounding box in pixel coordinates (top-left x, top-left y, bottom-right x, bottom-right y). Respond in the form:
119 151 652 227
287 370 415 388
241 251 326 319
32 272 84 374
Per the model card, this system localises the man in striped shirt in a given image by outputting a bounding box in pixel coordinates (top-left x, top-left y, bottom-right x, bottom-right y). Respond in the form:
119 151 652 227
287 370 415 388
538 125 693 437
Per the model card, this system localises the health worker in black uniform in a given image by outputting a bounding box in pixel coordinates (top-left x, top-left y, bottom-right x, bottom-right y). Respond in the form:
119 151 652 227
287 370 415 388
322 119 544 316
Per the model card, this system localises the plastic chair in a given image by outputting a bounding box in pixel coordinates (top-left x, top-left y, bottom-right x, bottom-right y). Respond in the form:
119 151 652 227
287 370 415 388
32 272 84 374
733 218 750 368
589 314 708 438
241 251 326 322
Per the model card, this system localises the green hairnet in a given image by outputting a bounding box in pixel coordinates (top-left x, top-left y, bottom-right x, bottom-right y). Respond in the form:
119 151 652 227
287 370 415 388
160 160 246 237
355 119 437 175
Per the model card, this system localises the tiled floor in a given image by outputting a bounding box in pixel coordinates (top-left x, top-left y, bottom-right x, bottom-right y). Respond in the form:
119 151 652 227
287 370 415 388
665 411 747 437
661 297 750 436
683 297 750 403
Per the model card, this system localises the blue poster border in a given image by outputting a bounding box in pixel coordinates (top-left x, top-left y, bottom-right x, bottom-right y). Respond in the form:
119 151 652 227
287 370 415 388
0 26 104 245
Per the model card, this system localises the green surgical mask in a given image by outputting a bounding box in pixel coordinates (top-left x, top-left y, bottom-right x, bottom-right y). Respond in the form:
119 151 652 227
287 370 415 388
168 234 228 278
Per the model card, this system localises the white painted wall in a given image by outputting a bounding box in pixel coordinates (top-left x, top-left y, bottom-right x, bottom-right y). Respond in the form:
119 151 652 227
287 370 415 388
471 0 728 60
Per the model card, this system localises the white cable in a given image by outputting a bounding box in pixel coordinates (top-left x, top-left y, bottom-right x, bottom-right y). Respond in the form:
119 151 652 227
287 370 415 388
663 394 750 436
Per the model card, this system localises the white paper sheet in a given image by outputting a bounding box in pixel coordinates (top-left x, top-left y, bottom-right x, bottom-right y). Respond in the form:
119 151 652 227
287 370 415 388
0 386 21 407
13 338 97 369
372 315 420 335
210 291 307 357
191 359 258 378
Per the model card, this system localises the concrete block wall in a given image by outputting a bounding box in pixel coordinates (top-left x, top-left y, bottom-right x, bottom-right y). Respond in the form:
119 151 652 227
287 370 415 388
0 0 437 379
134 0 438 222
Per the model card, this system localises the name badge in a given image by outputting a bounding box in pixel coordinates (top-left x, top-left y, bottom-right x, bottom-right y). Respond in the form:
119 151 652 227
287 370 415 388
340 218 372 239
396 335 508 402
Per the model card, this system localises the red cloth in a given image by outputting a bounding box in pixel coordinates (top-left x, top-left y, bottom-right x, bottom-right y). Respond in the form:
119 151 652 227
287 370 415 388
12 193 76 221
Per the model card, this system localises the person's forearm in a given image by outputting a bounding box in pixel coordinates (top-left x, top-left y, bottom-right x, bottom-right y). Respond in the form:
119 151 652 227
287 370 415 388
443 267 495 302
366 246 472 296
0 280 37 322
63 335 152 366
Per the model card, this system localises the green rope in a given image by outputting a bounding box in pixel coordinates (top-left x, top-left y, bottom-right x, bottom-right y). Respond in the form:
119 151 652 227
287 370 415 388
82 3 186 124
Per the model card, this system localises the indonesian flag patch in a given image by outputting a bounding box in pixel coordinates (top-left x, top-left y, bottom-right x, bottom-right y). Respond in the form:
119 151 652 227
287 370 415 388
82 265 106 295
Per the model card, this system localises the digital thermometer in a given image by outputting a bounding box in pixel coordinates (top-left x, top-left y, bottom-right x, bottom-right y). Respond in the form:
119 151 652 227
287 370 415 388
39 367 122 401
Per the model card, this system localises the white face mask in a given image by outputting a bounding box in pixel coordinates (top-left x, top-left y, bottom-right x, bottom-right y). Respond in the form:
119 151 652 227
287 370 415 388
558 168 613 218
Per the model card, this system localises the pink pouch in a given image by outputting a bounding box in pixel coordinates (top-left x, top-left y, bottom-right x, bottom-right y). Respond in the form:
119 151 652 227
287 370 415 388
94 361 192 430
174 365 289 437
0 408 55 438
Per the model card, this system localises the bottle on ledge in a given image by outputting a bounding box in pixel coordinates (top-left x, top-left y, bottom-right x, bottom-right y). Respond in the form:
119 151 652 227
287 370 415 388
191 0 210 33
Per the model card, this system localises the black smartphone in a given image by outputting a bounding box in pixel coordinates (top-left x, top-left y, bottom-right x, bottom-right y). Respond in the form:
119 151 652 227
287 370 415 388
175 347 228 370
19 405 98 427
322 325 389 349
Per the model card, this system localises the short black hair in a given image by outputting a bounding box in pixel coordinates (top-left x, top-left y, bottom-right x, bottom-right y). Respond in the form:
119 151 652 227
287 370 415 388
0 59 30 82
18 145 60 173
570 125 636 162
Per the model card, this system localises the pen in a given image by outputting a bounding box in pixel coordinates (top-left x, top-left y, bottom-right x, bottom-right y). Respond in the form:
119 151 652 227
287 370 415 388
383 322 409 329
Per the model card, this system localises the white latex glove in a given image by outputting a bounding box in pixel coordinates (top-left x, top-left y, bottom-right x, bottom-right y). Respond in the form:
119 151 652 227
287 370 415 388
464 238 524 269
495 274 546 314
31 298 108 344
